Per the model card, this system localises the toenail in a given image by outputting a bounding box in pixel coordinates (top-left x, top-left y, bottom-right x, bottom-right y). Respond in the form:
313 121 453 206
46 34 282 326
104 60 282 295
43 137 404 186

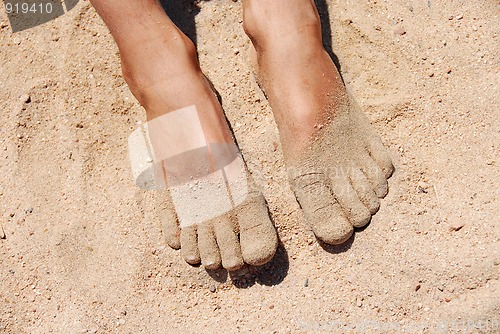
184 256 200 264
204 261 220 270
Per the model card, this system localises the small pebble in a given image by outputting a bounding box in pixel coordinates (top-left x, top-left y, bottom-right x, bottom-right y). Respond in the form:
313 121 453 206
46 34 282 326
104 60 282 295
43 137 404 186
415 284 421 292
20 94 31 103
0 224 5 239
304 278 309 287
394 26 406 36
450 223 464 232
209 285 216 293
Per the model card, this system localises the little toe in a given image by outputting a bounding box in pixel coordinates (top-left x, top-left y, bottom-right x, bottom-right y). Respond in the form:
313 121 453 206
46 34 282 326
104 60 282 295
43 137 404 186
349 168 381 215
362 158 389 198
236 191 278 266
180 225 201 265
330 174 371 228
366 136 395 179
291 173 353 245
197 222 222 270
213 215 244 271
156 191 181 249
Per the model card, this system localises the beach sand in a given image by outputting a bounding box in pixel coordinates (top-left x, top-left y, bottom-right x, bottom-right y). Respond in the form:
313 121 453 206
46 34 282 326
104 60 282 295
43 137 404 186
0 1 498 332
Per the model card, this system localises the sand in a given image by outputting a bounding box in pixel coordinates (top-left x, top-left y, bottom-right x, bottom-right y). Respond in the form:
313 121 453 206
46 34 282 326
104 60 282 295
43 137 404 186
1 0 499 333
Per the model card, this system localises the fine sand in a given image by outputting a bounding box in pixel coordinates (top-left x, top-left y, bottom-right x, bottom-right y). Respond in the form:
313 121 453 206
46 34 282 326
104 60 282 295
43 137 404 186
1 1 499 333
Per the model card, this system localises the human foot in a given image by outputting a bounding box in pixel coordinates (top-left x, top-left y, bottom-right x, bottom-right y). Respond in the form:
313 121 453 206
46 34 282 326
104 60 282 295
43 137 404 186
243 0 394 245
111 5 277 270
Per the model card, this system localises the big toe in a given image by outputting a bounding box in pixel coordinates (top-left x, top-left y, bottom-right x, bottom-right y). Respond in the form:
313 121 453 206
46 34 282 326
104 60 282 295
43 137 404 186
237 192 278 266
291 173 353 245
313 215 353 245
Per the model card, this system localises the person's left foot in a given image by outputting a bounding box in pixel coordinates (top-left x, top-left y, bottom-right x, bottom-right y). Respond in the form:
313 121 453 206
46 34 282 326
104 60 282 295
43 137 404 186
244 0 394 245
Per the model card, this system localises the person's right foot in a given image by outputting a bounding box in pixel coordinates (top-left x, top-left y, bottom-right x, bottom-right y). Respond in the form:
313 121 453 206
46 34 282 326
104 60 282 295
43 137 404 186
243 0 394 244
121 24 277 270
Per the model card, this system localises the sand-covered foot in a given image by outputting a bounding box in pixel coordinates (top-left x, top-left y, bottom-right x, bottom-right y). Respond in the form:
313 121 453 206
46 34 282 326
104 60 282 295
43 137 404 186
112 7 277 270
157 176 278 269
243 0 394 245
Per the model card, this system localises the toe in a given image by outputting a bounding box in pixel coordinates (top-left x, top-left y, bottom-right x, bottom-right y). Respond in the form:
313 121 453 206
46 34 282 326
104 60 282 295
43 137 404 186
362 158 389 198
197 222 221 270
156 191 181 249
291 173 353 245
349 168 381 215
180 225 200 265
213 215 244 271
236 191 278 266
330 173 371 228
366 136 395 179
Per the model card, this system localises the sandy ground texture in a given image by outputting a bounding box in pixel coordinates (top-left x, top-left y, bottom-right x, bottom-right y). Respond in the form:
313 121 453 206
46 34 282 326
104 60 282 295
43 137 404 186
1 0 499 333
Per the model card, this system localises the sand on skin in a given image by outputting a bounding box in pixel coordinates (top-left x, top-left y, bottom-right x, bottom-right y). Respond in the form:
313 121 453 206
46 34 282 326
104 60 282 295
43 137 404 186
0 1 498 333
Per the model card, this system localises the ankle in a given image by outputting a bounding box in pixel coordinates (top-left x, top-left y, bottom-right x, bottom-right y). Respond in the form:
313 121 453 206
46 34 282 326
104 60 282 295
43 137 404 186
243 0 322 51
120 32 200 110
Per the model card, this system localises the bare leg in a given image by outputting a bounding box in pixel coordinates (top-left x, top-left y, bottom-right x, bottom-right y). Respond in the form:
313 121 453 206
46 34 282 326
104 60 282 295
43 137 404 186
90 0 277 270
243 0 394 244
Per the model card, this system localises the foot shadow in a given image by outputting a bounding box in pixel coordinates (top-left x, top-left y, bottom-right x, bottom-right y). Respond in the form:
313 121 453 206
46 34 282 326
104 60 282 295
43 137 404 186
314 0 342 73
232 242 289 288
317 233 355 254
160 0 200 45
205 267 228 283
204 241 289 288
162 0 341 73
316 220 373 254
